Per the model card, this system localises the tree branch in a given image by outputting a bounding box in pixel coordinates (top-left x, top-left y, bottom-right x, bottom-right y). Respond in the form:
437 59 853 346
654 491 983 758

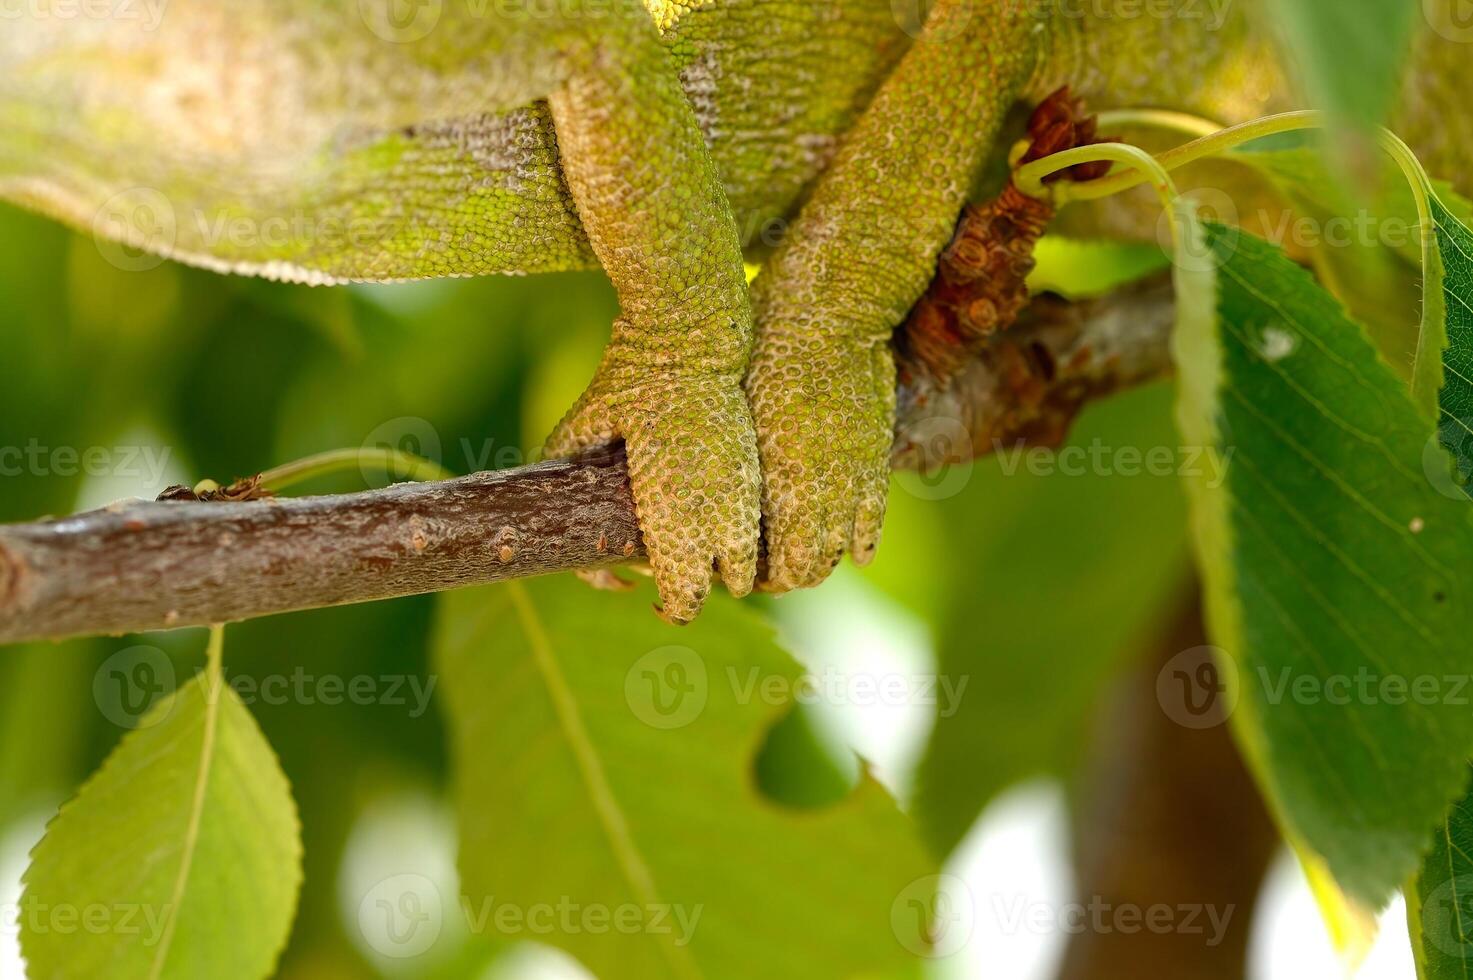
0 274 1174 644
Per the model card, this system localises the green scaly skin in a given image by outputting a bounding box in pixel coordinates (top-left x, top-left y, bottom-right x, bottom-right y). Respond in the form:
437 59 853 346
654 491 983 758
0 1 1465 615
746 0 1044 590
0 1 911 281
539 16 761 622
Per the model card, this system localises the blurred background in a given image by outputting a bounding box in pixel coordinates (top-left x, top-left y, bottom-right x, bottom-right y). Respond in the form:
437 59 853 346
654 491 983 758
0 202 1420 979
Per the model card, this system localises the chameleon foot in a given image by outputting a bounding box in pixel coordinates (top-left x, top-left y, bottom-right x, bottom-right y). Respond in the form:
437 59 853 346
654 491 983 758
547 363 761 624
745 332 894 593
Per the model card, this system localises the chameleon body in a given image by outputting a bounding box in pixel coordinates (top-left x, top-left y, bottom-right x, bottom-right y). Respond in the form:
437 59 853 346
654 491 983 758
0 0 1465 617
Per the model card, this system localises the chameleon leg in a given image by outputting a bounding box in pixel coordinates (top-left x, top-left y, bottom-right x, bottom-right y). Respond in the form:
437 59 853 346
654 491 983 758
745 0 1046 592
544 18 759 624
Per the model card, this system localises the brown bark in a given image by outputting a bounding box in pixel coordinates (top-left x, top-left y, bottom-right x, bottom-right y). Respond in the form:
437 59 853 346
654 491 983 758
1056 587 1279 980
0 274 1175 644
897 86 1108 387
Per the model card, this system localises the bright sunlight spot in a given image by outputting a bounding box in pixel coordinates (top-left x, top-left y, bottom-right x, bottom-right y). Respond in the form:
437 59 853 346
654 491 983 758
337 790 468 977
479 943 592 980
931 781 1075 980
71 425 187 512
0 812 52 980
1250 849 1415 980
770 565 937 801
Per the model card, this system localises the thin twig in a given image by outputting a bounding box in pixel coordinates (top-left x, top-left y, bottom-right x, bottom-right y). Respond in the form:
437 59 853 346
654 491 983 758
0 274 1175 644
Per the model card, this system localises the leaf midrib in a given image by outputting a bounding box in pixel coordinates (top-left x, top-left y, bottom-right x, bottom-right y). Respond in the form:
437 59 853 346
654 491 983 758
506 583 701 980
147 628 226 980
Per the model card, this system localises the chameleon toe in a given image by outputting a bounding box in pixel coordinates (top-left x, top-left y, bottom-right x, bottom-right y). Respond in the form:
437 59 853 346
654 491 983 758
849 472 889 567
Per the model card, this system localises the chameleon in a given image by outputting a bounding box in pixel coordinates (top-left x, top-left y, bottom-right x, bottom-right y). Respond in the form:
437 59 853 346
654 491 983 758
0 0 1465 621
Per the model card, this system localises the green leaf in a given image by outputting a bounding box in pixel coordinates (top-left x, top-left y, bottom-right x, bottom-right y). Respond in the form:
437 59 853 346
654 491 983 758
1171 216 1473 905
435 579 936 978
1229 138 1473 390
1408 767 1473 979
1266 0 1417 134
1228 141 1425 370
1403 153 1473 980
1233 127 1473 972
1419 195 1473 492
20 629 303 980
